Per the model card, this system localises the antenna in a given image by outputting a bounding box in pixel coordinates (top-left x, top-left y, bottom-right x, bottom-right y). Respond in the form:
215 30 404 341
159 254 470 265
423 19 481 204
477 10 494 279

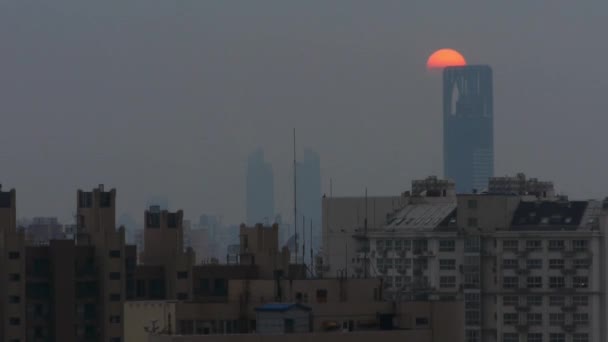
302 215 305 264
293 128 297 264
364 187 368 279
330 177 333 197
310 220 313 277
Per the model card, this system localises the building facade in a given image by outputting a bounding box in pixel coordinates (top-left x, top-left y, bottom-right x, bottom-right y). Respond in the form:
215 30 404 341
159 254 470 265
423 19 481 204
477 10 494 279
443 65 494 193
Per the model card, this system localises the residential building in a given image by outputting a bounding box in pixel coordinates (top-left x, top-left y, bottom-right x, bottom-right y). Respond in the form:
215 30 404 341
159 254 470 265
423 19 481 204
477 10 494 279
335 176 606 342
489 173 555 198
296 149 322 252
24 217 65 245
443 65 493 193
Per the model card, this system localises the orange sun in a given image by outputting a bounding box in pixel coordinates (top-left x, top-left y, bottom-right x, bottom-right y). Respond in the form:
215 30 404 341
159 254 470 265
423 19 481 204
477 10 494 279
426 48 467 70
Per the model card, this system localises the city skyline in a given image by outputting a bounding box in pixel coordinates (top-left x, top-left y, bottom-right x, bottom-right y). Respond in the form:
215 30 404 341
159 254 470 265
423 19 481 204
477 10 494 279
2 2 608 227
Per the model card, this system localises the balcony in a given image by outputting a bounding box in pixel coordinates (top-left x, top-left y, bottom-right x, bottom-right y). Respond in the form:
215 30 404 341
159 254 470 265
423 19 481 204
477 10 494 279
517 268 530 275
560 268 576 276
561 304 577 312
516 323 529 332
515 305 530 312
561 323 576 332
561 250 576 258
517 250 530 258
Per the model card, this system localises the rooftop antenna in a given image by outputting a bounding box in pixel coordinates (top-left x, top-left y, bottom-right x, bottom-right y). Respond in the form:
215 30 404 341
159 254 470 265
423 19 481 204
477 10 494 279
364 187 368 279
293 128 298 264
302 215 305 265
310 220 314 277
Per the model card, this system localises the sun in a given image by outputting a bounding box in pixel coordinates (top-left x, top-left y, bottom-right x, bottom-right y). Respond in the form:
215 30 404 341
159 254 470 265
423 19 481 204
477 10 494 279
426 48 467 70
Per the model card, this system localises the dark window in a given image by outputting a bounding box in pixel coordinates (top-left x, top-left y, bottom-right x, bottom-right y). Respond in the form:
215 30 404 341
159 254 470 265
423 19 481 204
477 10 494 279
0 192 11 208
76 281 97 299
468 200 478 209
9 295 20 303
8 251 20 259
167 213 178 228
109 293 121 301
136 280 146 297
84 303 96 319
79 192 93 208
109 250 121 258
9 273 20 281
110 338 121 342
316 289 328 303
467 217 478 227
85 325 96 338
109 315 121 324
198 279 210 295
177 292 188 300
109 272 121 280
177 271 188 279
33 258 50 276
415 317 429 326
99 192 112 207
213 278 227 296
147 213 160 228
34 327 44 338
9 317 20 325
149 278 166 299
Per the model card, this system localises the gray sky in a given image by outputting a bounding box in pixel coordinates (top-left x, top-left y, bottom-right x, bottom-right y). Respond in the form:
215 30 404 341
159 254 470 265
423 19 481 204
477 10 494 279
2 1 608 224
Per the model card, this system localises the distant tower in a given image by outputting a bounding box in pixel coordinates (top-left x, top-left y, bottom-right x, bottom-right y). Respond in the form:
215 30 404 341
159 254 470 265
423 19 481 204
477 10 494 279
443 65 493 193
296 149 321 252
246 149 275 225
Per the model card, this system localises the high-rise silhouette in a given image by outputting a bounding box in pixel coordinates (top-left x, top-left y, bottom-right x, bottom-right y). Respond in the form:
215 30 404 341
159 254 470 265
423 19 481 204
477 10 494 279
246 149 274 225
443 65 494 193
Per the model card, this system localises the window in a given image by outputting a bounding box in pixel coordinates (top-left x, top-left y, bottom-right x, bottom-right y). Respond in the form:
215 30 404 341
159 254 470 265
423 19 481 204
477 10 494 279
468 199 478 209
573 313 588 325
439 240 455 252
109 250 121 258
573 333 588 342
439 276 456 288
527 296 542 306
385 240 393 250
466 330 480 342
403 240 411 251
527 277 542 288
8 251 20 259
9 273 20 281
549 313 564 326
573 240 588 251
503 333 519 342
376 240 384 250
573 296 588 306
9 295 20 303
549 259 564 269
415 317 429 327
109 293 121 301
503 240 518 251
465 311 480 325
467 217 478 227
109 315 121 324
548 240 565 250
177 271 189 279
177 293 188 300
503 313 518 325
503 296 518 306
439 259 456 270
527 259 542 269
527 313 542 325
395 240 403 251
573 259 590 269
573 276 588 288
527 333 542 342
549 296 565 306
395 276 403 288
549 277 565 288
503 259 518 269
316 289 328 303
503 277 518 289
9 317 20 325
549 333 565 342
109 272 121 280
526 240 542 250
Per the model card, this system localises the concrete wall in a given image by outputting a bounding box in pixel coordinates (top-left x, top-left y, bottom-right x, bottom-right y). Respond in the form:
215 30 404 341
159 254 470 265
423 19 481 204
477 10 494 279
149 330 432 342
124 301 177 342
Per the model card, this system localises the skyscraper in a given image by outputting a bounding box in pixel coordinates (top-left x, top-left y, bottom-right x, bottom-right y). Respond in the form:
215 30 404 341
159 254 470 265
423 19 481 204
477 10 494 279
296 148 321 252
246 148 274 225
443 65 494 193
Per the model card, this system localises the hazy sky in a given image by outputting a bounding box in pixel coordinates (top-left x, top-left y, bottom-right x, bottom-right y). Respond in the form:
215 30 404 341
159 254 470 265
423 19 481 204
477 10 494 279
2 1 608 224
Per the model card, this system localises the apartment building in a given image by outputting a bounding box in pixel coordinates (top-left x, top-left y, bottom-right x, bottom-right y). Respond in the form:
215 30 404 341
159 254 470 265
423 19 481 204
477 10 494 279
333 176 607 342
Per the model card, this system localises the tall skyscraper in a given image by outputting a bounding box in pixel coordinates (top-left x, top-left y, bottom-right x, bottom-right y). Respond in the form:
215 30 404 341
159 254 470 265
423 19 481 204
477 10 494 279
296 148 321 252
246 148 274 225
443 65 494 193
